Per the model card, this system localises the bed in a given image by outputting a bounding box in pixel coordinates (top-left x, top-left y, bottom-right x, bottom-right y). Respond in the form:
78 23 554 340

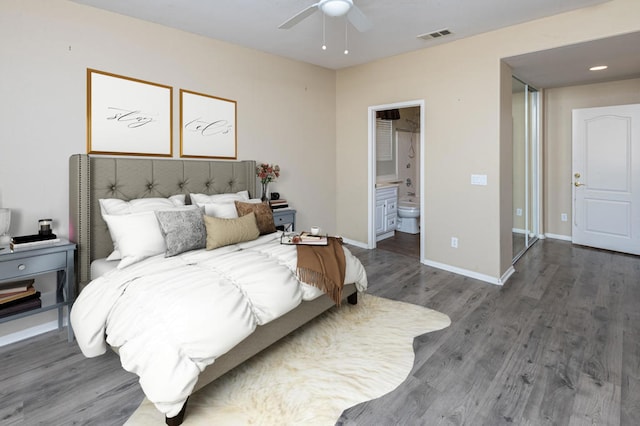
68 154 368 425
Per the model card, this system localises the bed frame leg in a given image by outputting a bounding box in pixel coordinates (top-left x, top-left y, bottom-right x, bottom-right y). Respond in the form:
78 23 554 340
347 292 358 305
165 397 189 426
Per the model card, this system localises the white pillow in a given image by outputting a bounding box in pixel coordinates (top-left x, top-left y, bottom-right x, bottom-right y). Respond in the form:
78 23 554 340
203 198 264 218
203 202 238 218
190 191 249 206
102 211 166 269
99 194 186 216
99 195 186 260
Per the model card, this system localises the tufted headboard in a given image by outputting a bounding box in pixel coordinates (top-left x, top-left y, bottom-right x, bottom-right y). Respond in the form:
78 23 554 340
69 154 256 289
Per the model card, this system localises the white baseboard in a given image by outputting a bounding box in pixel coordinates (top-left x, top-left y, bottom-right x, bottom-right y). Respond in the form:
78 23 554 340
343 238 514 285
341 237 369 249
0 319 66 347
500 266 516 284
545 233 572 241
422 259 512 286
376 231 395 242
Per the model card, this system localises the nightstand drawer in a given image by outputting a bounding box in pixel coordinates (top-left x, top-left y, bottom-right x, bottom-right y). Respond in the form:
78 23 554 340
274 212 294 225
0 251 67 281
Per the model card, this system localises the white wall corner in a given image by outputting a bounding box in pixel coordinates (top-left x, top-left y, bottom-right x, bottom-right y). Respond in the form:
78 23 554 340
498 265 516 285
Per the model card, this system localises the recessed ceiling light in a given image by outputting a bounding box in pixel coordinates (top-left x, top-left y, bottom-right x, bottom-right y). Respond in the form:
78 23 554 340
589 65 608 71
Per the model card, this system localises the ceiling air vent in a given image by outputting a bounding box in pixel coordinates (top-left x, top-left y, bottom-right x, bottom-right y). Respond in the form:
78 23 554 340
417 29 452 40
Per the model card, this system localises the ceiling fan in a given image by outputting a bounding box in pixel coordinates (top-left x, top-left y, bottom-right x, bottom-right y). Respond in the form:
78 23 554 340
278 0 373 32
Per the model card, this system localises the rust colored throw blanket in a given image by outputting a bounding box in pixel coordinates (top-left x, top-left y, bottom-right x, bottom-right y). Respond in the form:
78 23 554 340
296 237 346 305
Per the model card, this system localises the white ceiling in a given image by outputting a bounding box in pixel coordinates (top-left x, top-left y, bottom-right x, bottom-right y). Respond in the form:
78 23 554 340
504 31 640 89
71 0 640 88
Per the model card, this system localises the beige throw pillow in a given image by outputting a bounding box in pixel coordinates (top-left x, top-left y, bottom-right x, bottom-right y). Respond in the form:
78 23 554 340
204 212 260 250
234 201 277 235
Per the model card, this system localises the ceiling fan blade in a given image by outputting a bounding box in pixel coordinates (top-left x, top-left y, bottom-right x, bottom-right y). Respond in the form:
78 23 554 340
347 5 372 32
278 3 320 29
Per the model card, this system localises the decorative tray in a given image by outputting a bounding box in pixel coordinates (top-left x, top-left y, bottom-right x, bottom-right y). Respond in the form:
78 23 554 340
280 232 328 246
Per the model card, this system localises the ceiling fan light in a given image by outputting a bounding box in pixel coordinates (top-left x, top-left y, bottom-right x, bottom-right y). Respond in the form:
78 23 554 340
320 0 352 17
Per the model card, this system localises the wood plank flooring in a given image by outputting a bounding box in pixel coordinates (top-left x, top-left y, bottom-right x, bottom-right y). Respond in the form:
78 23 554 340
1 239 638 425
376 231 420 258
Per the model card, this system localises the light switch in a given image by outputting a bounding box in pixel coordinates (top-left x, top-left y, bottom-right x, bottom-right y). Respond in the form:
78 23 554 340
471 174 487 186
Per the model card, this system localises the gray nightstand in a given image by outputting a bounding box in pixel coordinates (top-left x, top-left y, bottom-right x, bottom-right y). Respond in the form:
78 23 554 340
272 209 296 232
0 239 76 341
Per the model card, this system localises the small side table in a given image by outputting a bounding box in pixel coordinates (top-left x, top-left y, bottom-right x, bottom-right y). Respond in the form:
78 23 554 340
272 209 296 232
0 239 76 341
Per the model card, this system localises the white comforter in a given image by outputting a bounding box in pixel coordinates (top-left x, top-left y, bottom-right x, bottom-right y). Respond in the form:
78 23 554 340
71 232 368 417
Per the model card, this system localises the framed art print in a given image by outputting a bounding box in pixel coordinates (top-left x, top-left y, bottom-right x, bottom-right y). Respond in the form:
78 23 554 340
180 89 237 159
87 69 172 156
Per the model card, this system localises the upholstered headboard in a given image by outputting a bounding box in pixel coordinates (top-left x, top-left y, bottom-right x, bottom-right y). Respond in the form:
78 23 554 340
69 154 256 289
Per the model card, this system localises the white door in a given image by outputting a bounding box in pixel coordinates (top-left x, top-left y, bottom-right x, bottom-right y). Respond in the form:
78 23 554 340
572 104 640 255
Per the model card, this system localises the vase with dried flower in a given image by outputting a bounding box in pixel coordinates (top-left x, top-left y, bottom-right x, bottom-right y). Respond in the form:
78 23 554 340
256 163 280 202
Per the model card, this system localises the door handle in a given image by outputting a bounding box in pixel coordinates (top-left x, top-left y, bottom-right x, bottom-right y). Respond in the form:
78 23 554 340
574 181 584 187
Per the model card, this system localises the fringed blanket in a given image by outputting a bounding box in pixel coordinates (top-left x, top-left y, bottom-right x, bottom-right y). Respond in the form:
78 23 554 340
296 237 346 305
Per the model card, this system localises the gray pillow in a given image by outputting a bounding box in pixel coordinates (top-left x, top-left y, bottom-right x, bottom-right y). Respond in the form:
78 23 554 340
155 208 206 257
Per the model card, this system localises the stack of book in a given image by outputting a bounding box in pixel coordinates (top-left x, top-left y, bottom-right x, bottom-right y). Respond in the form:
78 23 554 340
269 199 289 209
0 279 41 318
10 233 60 250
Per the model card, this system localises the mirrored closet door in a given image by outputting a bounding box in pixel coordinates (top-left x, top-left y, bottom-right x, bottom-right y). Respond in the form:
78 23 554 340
512 76 540 261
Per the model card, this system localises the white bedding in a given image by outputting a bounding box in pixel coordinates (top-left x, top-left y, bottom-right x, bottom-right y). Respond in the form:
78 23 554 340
71 232 367 417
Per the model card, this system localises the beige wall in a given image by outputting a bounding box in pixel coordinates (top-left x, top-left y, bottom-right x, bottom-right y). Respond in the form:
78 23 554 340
0 0 336 339
2 0 639 341
544 77 640 238
336 0 640 281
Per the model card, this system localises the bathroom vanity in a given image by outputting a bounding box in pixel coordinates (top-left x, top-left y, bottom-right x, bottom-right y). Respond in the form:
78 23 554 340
375 184 398 241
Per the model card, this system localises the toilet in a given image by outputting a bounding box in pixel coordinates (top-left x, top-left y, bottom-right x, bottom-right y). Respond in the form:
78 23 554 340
397 197 420 234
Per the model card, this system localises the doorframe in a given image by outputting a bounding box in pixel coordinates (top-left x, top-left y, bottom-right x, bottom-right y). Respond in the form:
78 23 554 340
367 99 425 261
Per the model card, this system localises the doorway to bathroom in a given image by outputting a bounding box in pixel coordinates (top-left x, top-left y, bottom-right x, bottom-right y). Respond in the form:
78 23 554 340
368 100 425 261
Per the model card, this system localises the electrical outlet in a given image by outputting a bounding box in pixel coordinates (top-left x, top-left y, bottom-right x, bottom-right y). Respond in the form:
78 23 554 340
451 237 458 248
561 213 568 222
516 208 522 216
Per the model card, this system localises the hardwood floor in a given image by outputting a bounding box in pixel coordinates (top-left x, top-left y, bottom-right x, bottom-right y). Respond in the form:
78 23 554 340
376 231 420 258
1 239 638 425
342 240 640 425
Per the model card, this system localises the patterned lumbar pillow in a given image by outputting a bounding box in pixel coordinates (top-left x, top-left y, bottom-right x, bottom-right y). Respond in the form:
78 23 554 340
234 201 277 235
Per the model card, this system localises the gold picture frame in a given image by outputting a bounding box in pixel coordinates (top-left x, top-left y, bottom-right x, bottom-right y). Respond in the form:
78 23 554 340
180 89 237 159
87 69 173 157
